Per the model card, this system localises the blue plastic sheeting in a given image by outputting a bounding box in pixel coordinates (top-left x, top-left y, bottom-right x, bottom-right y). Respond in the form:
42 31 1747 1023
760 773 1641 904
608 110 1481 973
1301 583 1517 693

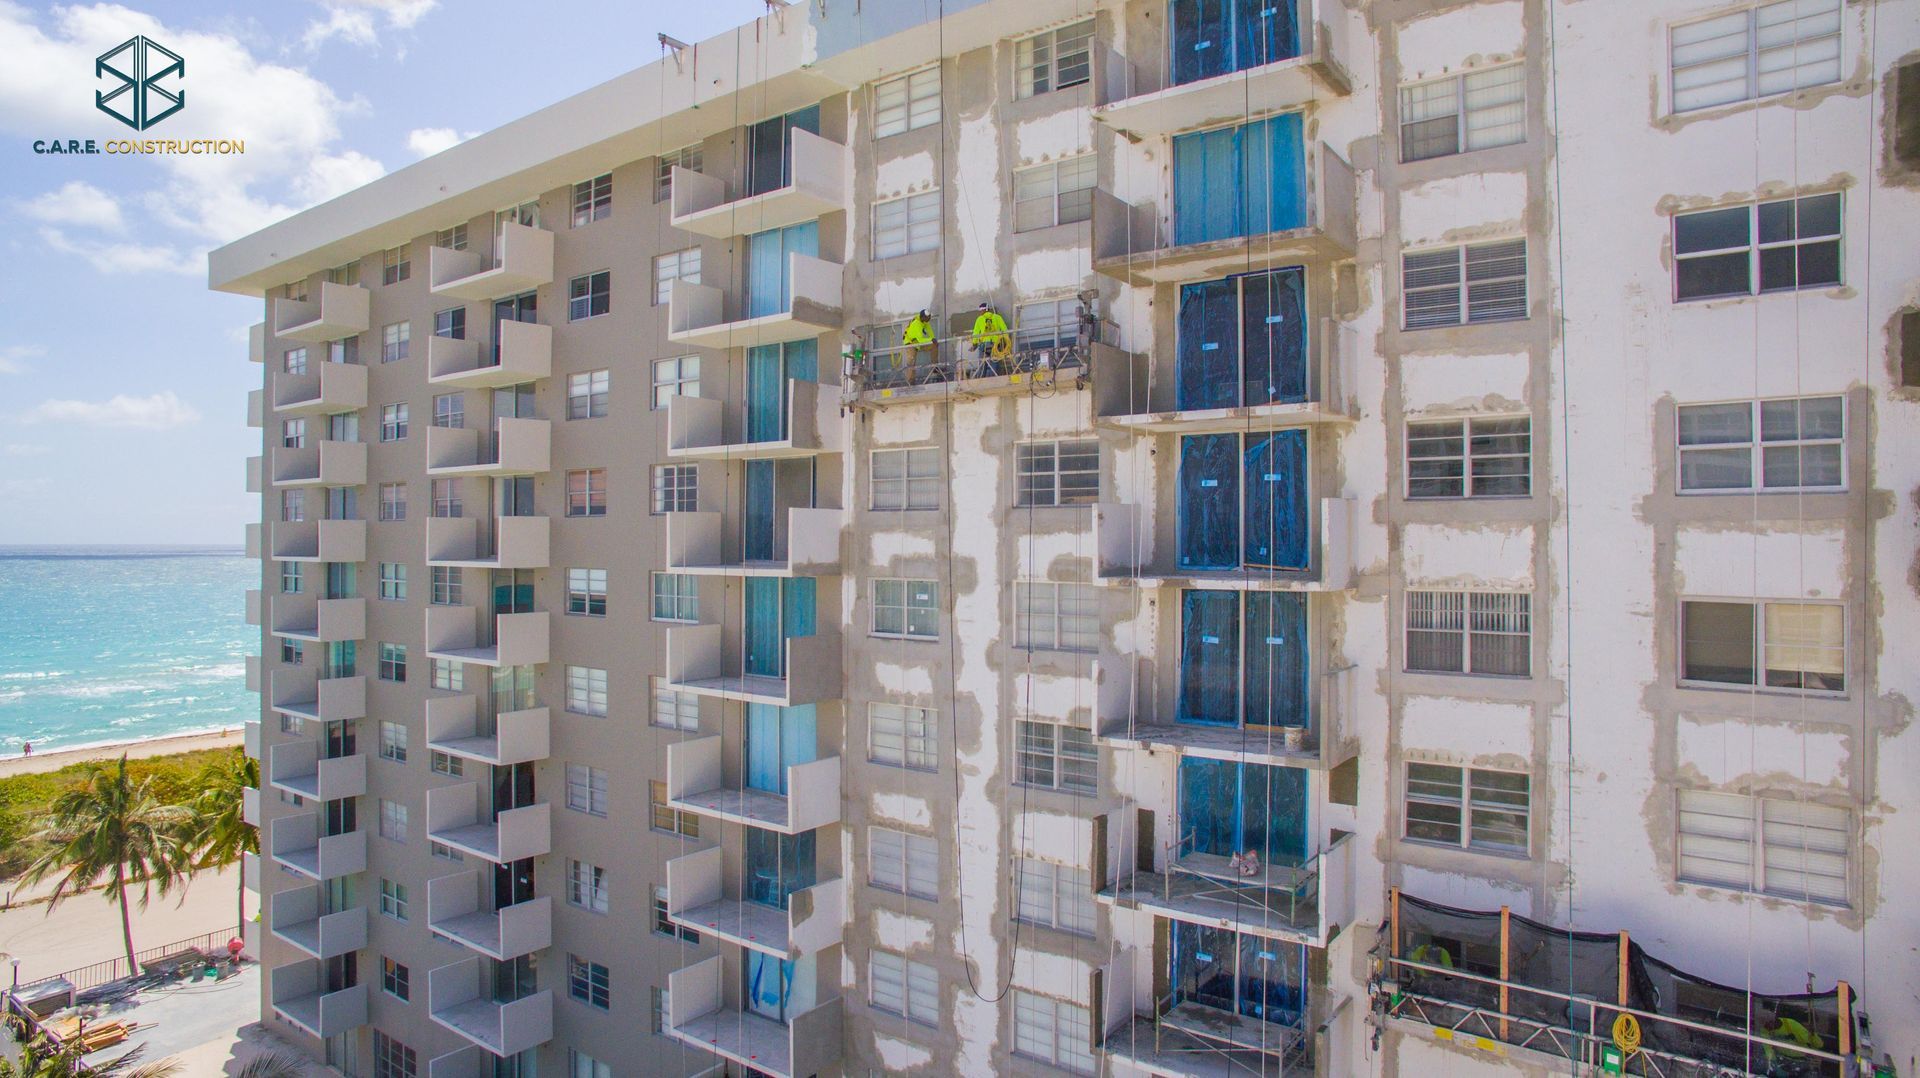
1178 757 1308 861
1175 277 1238 410
1245 592 1310 728
783 577 816 638
745 826 818 910
744 460 776 562
1177 590 1240 725
1178 434 1241 570
746 221 820 318
1179 430 1310 571
1168 0 1303 86
746 341 820 443
1172 924 1307 1027
745 577 782 677
1176 267 1307 410
745 703 818 794
1244 429 1309 570
746 952 816 1022
1178 591 1311 728
1172 113 1306 247
746 105 821 198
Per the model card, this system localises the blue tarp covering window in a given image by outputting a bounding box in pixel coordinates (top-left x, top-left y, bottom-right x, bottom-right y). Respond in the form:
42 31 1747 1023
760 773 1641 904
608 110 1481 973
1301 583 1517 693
1172 924 1306 1027
746 341 819 443
1172 113 1306 247
1177 590 1240 725
1244 429 1309 570
1177 267 1307 411
1168 0 1303 86
746 826 818 909
746 221 820 318
1176 277 1238 410
744 460 776 562
1178 590 1312 730
1179 430 1310 571
744 578 816 679
745 703 817 794
1179 434 1241 570
1178 757 1308 862
747 952 816 1023
1245 591 1309 728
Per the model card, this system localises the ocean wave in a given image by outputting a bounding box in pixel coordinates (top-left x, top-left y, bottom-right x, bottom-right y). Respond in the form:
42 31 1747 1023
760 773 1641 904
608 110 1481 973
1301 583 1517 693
0 670 70 681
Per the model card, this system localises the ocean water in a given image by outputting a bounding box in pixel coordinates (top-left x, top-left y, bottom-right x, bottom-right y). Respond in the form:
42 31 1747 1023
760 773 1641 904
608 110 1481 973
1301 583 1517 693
0 546 254 755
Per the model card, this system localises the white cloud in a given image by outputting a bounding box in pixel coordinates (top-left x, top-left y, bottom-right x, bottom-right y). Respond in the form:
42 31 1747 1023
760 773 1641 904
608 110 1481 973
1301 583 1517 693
303 0 438 50
4 444 52 457
18 181 124 231
405 127 476 158
39 227 200 276
0 345 44 375
26 391 202 430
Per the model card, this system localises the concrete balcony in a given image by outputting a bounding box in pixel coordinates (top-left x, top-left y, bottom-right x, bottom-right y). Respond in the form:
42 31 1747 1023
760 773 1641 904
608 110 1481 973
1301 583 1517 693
426 782 551 864
272 362 368 417
246 588 262 626
242 851 261 894
666 254 843 350
1092 144 1357 286
1097 824 1356 948
1092 498 1356 591
665 736 840 836
248 388 264 428
242 787 261 829
268 670 365 724
268 740 366 803
249 322 266 364
270 887 368 960
246 455 263 494
273 282 369 342
1095 319 1359 431
666 846 844 959
271 519 367 564
664 624 842 707
666 957 843 1078
245 523 262 560
1093 0 1355 140
426 321 552 390
428 957 553 1059
424 696 549 768
423 606 549 668
427 872 552 961
244 719 263 760
669 129 847 239
270 963 368 1039
246 656 263 696
270 595 366 644
426 1048 487 1078
425 516 550 570
269 814 366 881
666 379 846 461
273 440 367 488
1093 654 1358 771
425 419 550 478
429 223 555 301
665 508 844 577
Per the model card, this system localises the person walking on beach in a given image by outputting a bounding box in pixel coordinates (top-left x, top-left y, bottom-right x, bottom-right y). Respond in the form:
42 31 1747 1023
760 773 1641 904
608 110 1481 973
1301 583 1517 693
20 743 28 757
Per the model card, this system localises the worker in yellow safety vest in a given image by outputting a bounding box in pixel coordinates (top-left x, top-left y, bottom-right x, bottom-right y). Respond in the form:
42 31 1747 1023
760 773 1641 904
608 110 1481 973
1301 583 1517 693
903 309 935 371
969 301 1011 374
1760 1008 1822 1070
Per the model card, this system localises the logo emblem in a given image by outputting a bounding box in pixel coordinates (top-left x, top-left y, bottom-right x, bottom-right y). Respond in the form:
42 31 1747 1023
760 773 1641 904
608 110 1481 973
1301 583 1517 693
96 36 185 131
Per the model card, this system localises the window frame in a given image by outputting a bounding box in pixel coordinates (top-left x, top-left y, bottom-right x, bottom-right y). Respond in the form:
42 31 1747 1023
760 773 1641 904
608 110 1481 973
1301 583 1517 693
1015 439 1099 507
872 66 941 138
872 190 942 260
1397 63 1526 163
868 825 939 899
567 270 611 321
868 701 938 771
651 571 699 624
380 403 409 443
565 762 609 817
651 355 700 409
1678 597 1846 694
1013 857 1096 936
566 665 609 717
1012 155 1096 233
870 446 941 511
566 468 608 517
1668 0 1843 114
567 369 610 420
566 568 608 617
1671 193 1843 301
571 173 612 227
381 320 410 363
1675 788 1850 905
653 677 700 731
654 144 702 203
1402 239 1529 329
651 464 698 514
1014 19 1094 99
1013 580 1099 653
1405 416 1533 499
871 578 940 639
1011 990 1096 1076
649 779 700 837
1676 395 1846 494
381 245 410 285
567 954 611 1011
1014 718 1099 794
1403 763 1533 856
1404 590 1533 678
653 247 702 306
868 949 941 1025
566 858 610 913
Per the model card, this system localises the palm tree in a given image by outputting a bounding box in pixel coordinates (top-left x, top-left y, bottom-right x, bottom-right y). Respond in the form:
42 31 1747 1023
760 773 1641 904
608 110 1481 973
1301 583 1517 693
0 1034 179 1077
19 756 190 974
181 747 259 936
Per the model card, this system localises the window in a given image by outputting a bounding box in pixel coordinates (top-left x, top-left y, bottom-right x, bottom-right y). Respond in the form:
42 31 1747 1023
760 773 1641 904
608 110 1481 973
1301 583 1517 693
1406 591 1531 677
869 950 940 1024
568 1051 611 1078
873 67 940 137
378 562 406 601
1670 0 1841 112
1403 240 1527 328
430 752 463 778
379 483 406 522
650 987 668 1035
1673 193 1842 300
381 321 410 363
1015 582 1098 652
652 356 700 409
1016 440 1098 507
283 347 311 376
653 248 701 306
652 464 697 513
653 678 699 730
566 469 607 517
281 639 304 665
435 224 467 251
328 261 359 286
869 826 939 898
649 780 699 837
654 144 702 202
432 393 463 429
1013 157 1095 232
381 958 410 1001
572 173 612 226
568 955 610 1011
1015 298 1082 351
567 370 609 420
1681 599 1845 692
430 566 463 606
281 489 306 524
430 840 463 862
1406 417 1532 498
380 878 409 921
379 642 409 683
869 702 937 771
1677 789 1848 904
568 271 610 321
567 859 610 913
652 885 699 942
1015 858 1095 936
652 572 699 623
280 562 304 595
1405 764 1531 855
381 245 409 285
567 666 608 716
1399 64 1525 162
1015 19 1093 99
1015 719 1098 794
567 568 607 617
567 763 609 817
379 798 408 841
871 447 940 510
873 191 941 259
281 418 307 450
372 1030 415 1078
431 658 463 692
1012 991 1096 1076
380 403 409 442
433 307 465 339
872 578 939 639
1678 396 1844 492
430 478 462 519
379 720 407 763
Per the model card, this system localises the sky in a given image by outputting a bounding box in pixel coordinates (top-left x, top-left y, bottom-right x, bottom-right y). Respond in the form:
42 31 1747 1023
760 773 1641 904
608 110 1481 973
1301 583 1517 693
0 0 769 546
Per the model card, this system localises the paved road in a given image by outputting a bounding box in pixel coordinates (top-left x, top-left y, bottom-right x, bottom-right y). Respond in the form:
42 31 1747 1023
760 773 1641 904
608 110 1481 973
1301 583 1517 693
0 863 249 985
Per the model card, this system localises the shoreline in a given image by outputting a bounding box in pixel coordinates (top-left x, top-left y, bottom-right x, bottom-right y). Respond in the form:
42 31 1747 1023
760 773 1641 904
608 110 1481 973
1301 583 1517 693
0 727 244 778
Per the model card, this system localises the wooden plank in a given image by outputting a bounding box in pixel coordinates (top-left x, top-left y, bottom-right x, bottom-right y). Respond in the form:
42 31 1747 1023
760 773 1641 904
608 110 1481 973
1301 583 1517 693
1499 906 1511 1040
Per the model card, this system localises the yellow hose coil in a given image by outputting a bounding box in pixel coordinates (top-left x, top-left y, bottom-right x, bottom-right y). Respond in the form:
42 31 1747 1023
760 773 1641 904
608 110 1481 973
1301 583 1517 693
1612 1012 1643 1055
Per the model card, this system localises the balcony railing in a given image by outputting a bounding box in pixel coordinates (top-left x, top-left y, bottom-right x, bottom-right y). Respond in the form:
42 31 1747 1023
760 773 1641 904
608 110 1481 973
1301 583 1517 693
429 223 555 301
665 957 843 1078
269 886 367 960
246 455 263 494
267 739 366 803
272 439 367 487
664 736 841 836
1097 821 1354 947
273 361 367 417
665 846 845 958
245 587 262 625
268 670 365 724
425 419 550 477
426 321 552 389
423 606 549 668
425 782 550 864
666 379 847 460
247 389 264 428
268 814 366 881
244 720 262 761
427 957 553 1059
1093 651 1357 769
427 871 551 961
669 128 848 239
249 322 266 364
269 595 366 644
424 695 549 768
1101 983 1329 1074
270 519 366 564
1091 497 1356 590
424 515 549 570
270 963 368 1039
1095 318 1358 429
242 787 261 829
666 253 843 350
272 282 369 342
664 507 844 577
663 624 842 707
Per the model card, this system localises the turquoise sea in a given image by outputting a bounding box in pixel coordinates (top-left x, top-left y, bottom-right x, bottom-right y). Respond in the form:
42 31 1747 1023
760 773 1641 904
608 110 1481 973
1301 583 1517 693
0 546 254 756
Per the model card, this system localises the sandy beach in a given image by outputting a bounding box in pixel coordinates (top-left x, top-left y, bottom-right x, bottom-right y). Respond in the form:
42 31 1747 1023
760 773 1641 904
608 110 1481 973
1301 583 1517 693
0 727 244 778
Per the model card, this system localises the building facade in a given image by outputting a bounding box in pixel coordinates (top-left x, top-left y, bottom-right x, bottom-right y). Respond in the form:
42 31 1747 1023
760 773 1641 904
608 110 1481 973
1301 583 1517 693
217 0 1920 1075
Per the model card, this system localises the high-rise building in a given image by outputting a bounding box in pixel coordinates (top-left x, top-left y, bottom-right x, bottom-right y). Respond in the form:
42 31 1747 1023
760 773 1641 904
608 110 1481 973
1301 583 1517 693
216 0 1920 1074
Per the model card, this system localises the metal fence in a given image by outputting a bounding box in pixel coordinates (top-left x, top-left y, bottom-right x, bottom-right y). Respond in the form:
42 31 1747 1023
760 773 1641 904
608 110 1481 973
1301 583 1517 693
22 928 236 995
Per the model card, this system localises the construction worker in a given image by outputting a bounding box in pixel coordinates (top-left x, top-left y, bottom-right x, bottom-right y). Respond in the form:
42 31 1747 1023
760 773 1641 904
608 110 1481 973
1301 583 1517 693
903 309 936 375
969 301 1011 375
1760 1007 1822 1071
